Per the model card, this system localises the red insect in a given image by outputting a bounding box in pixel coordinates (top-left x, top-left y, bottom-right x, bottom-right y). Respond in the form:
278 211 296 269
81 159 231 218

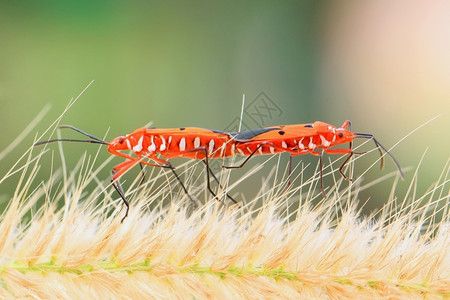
225 120 404 195
36 125 238 222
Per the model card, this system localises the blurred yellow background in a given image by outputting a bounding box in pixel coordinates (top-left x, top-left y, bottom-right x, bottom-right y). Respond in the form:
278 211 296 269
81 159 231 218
1 1 448 212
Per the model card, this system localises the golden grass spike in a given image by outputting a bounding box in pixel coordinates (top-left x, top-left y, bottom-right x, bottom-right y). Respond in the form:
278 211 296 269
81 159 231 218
0 106 448 299
0 148 448 299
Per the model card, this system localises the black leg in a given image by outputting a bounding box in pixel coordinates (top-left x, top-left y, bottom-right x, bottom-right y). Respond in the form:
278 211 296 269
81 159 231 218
287 155 293 188
138 163 146 187
339 152 354 181
202 160 237 204
336 140 366 181
203 149 220 202
318 152 327 198
339 141 354 181
111 171 130 223
186 147 227 204
197 148 220 202
166 162 198 208
223 143 265 169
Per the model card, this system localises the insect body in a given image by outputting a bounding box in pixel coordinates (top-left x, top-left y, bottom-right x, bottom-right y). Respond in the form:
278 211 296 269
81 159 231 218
226 121 404 195
36 126 238 222
108 127 237 180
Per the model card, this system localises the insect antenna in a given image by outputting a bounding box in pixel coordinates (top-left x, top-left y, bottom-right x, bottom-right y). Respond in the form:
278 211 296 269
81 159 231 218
354 133 405 179
35 125 108 146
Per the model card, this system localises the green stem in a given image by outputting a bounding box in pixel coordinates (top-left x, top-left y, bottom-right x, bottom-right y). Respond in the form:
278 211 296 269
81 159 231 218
0 261 447 297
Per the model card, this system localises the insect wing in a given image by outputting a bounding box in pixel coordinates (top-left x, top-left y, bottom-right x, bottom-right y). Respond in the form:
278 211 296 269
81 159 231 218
147 127 232 139
232 127 280 142
234 124 315 142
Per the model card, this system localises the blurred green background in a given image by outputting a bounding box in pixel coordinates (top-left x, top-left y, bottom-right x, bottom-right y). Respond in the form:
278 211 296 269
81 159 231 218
1 1 448 213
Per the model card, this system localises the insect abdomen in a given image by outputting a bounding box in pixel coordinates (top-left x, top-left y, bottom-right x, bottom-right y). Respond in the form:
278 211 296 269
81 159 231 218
234 134 333 156
158 134 235 159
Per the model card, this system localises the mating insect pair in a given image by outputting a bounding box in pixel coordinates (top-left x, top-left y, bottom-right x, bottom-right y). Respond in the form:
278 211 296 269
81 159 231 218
35 121 404 222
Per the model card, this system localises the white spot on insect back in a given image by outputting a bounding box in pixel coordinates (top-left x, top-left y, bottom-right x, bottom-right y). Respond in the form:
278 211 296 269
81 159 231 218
298 138 305 150
179 137 186 151
133 135 144 152
231 143 236 155
237 148 245 155
282 141 288 149
319 135 331 147
194 137 200 148
148 136 156 152
219 143 226 156
308 138 316 150
270 147 275 154
332 134 336 143
126 139 132 150
160 136 166 151
209 139 215 154
258 146 263 154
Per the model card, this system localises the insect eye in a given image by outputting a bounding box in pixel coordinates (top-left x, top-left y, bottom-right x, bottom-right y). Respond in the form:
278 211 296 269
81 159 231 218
338 132 343 138
119 138 124 144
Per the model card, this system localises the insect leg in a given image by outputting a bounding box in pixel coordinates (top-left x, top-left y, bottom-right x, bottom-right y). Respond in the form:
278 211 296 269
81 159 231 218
111 175 129 223
222 143 266 169
308 150 327 198
167 162 198 207
141 154 197 207
323 148 366 181
185 147 223 203
336 120 356 180
111 159 142 222
339 152 354 181
201 160 237 204
287 155 293 187
186 146 238 204
138 163 146 187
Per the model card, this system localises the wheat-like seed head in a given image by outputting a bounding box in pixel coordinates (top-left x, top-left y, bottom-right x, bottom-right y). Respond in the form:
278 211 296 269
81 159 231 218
0 138 448 300
0 102 448 299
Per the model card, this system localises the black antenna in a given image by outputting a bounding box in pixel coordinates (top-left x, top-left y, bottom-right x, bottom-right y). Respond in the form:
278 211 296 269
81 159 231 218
354 133 404 179
35 125 108 146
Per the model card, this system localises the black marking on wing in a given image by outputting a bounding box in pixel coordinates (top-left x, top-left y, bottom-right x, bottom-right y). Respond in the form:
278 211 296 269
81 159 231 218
304 124 313 128
233 127 281 142
196 127 236 138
